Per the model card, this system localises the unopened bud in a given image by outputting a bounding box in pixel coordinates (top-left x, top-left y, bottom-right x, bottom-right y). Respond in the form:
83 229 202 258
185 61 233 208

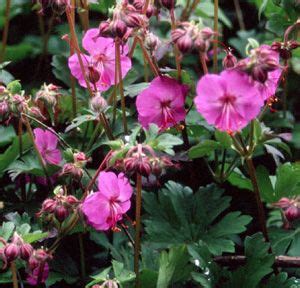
4 243 20 262
66 195 79 205
90 94 107 113
161 0 176 10
285 205 300 222
111 19 128 38
146 5 155 18
20 243 34 260
200 27 214 40
223 52 237 69
42 198 56 213
54 205 70 222
0 101 9 115
99 21 112 37
88 66 100 84
176 34 193 53
252 66 268 83
144 33 160 51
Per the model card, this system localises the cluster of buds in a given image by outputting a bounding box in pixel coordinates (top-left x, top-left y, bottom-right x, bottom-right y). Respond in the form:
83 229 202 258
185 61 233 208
99 0 150 40
273 197 300 225
123 144 175 177
236 45 279 83
0 232 33 268
171 22 215 54
35 83 61 109
90 93 108 114
61 151 90 180
271 40 300 60
0 83 44 121
37 186 80 223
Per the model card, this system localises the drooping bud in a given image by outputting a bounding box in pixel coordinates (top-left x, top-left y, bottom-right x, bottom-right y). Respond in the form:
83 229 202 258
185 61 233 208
146 5 155 18
41 198 57 213
0 101 9 115
161 0 176 10
54 205 70 222
144 32 160 52
20 243 34 260
285 205 300 222
90 94 107 113
200 27 215 40
66 195 79 206
99 21 112 37
176 34 193 53
4 243 20 262
223 51 237 69
88 66 101 84
252 66 268 83
111 19 128 38
61 163 83 179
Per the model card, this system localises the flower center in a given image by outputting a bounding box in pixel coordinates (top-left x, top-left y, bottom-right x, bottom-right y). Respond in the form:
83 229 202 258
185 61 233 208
221 94 236 105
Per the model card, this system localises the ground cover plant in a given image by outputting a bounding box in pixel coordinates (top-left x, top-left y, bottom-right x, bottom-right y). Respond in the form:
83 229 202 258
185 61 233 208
0 0 299 287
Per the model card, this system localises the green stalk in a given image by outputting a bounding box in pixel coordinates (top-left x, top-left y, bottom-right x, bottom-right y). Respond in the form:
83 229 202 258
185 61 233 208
0 0 11 62
213 0 219 73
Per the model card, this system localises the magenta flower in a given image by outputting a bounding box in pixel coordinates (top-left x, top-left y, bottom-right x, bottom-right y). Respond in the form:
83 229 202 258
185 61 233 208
33 128 61 165
68 28 132 91
195 70 264 132
27 263 49 286
136 76 188 130
81 171 133 231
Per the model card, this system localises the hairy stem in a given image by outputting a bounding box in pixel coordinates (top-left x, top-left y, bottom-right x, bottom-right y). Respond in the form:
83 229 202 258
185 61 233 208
0 0 11 62
134 173 142 288
115 38 128 134
233 0 245 31
199 51 208 74
245 158 269 242
10 262 18 288
213 0 219 73
70 0 77 118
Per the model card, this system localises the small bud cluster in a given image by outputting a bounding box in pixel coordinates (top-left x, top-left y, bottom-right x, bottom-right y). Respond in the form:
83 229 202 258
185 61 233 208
61 151 90 180
123 144 175 177
37 187 80 223
99 0 151 40
171 22 215 54
0 232 34 268
35 83 61 109
222 49 238 69
271 40 300 60
273 197 300 224
0 84 44 121
236 45 279 83
92 279 119 288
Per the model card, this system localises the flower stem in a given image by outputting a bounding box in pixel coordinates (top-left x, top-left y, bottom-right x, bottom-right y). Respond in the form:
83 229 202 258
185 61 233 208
213 0 219 73
233 0 245 31
245 158 269 242
115 38 128 134
79 0 89 32
70 0 77 118
134 173 142 288
170 9 182 81
199 51 208 74
0 0 11 62
10 262 18 288
85 119 103 152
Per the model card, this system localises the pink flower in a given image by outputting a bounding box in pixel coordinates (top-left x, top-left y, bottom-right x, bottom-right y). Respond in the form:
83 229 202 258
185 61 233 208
33 128 61 165
68 28 132 91
81 171 133 231
27 262 49 286
195 70 264 132
136 76 188 130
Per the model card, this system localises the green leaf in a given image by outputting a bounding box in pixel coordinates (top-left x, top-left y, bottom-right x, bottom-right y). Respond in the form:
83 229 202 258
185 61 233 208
215 130 232 148
0 125 16 148
0 222 15 242
223 233 274 288
144 182 251 254
261 272 300 288
51 55 71 86
7 80 22 94
112 260 135 284
227 168 253 191
124 82 149 98
188 140 220 159
22 232 49 244
156 245 191 288
259 0 269 19
256 165 275 203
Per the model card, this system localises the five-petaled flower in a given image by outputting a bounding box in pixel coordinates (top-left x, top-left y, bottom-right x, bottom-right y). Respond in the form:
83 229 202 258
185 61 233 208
136 76 188 131
68 28 132 92
81 171 133 231
194 70 264 132
33 128 62 165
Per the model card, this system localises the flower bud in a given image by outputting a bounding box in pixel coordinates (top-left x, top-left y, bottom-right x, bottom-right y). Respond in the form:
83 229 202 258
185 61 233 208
66 195 79 205
146 5 155 18
252 65 268 83
144 33 160 51
42 198 56 213
124 13 144 28
54 205 70 222
0 86 6 93
223 52 237 69
111 19 128 38
20 243 34 260
61 163 83 179
90 94 107 113
194 37 208 52
99 21 112 37
177 34 193 53
171 28 185 42
0 101 9 115
200 27 215 40
4 243 20 262
88 66 101 84
285 205 300 222
161 0 176 10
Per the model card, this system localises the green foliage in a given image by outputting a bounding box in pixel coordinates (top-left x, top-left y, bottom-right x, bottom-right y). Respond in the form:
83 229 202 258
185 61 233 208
143 181 252 254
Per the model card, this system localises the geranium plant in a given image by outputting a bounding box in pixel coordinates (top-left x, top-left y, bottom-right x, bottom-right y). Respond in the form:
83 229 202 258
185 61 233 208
0 0 299 287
